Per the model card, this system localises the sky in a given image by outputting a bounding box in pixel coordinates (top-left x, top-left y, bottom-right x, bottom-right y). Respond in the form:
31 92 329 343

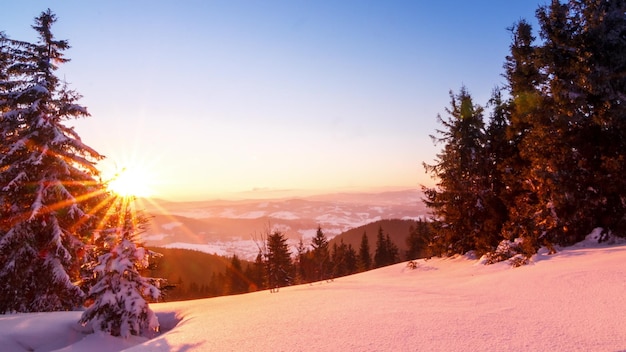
1 1 544 201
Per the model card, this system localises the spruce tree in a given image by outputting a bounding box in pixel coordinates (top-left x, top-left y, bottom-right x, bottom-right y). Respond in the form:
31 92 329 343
344 243 358 275
0 9 105 313
423 87 492 256
224 254 247 295
311 225 330 281
293 238 309 284
265 231 293 291
79 201 160 337
499 18 549 255
385 234 400 265
250 250 266 290
374 227 388 268
406 219 431 260
331 239 354 278
357 231 371 271
420 0 626 260
477 89 510 251
504 0 626 250
525 0 593 247
373 227 400 268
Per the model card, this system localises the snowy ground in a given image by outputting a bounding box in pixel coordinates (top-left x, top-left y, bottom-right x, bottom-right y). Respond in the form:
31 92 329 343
2 232 626 351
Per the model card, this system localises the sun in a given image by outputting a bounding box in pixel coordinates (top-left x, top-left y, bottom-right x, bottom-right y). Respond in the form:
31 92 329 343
107 166 154 198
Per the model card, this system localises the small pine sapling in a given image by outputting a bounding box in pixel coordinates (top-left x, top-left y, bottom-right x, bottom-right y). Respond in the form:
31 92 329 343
80 212 161 338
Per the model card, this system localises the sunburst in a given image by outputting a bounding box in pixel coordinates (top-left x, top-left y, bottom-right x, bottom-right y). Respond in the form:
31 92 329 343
107 166 154 198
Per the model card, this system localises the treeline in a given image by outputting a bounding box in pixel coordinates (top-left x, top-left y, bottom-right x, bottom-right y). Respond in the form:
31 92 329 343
153 222 432 299
422 0 626 263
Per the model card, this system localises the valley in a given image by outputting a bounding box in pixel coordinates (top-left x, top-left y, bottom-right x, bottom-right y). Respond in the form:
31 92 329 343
137 189 428 260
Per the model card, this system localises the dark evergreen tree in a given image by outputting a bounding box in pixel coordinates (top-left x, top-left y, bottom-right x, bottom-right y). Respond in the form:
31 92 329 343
294 238 314 284
374 227 387 268
224 254 247 295
250 250 266 291
419 1 626 261
265 231 293 291
476 89 511 251
374 227 399 267
344 243 358 275
502 0 626 252
385 234 400 265
357 231 371 271
422 88 493 256
519 0 590 249
310 225 330 281
406 219 431 260
331 239 355 278
499 18 549 256
0 9 105 313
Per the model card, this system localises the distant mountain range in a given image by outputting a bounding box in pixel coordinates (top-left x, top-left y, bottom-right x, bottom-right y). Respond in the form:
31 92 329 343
137 189 428 260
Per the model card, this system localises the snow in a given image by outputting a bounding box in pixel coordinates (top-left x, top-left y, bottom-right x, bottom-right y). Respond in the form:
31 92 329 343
140 233 169 242
268 211 300 220
159 222 182 231
2 239 626 351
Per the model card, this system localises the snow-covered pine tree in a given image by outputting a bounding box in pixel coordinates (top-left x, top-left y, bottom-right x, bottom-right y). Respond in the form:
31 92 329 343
80 200 161 338
0 9 105 313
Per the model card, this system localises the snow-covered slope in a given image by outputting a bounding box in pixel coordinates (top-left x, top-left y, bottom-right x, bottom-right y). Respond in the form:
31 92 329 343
2 237 625 351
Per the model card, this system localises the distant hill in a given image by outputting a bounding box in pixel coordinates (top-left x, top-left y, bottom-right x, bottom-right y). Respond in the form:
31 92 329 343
328 219 418 260
147 247 250 301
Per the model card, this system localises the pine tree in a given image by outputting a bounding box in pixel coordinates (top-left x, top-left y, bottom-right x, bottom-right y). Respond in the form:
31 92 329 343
224 254 247 295
476 89 510 251
249 250 266 291
344 243 358 275
374 227 387 268
265 230 293 291
373 227 400 268
523 0 592 248
498 18 549 256
385 234 400 265
406 219 431 260
310 225 330 281
422 87 492 256
0 9 105 313
560 0 626 240
418 0 626 260
503 0 626 251
294 238 313 284
79 201 160 337
357 231 371 271
330 240 349 278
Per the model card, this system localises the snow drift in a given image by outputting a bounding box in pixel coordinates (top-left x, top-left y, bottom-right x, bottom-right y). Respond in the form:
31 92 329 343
1 233 625 351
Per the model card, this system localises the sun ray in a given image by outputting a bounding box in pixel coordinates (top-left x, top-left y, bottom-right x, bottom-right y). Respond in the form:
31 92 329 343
133 196 208 245
107 166 154 198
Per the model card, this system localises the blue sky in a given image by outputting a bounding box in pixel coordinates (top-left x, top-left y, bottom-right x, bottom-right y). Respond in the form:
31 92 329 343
1 1 544 200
